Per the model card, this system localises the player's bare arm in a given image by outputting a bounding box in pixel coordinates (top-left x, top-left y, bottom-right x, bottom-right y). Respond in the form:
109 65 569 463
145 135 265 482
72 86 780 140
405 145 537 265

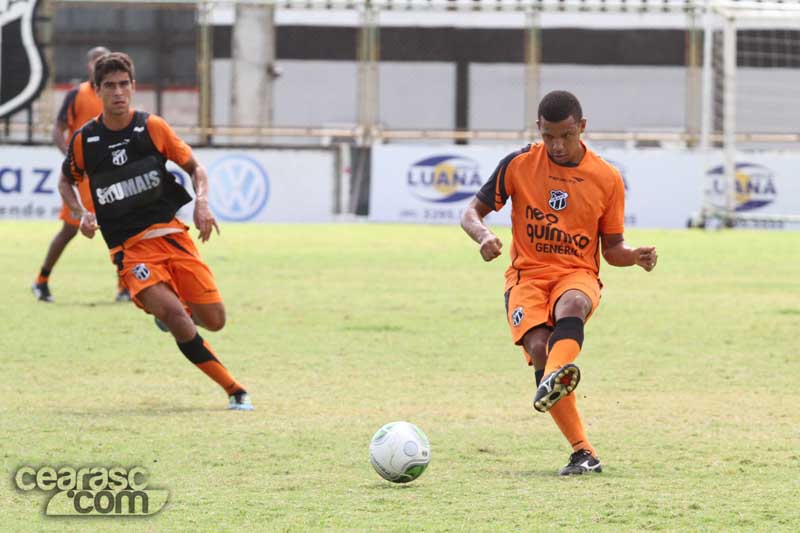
57 172 97 238
601 233 657 272
180 155 219 243
460 197 502 262
52 119 69 155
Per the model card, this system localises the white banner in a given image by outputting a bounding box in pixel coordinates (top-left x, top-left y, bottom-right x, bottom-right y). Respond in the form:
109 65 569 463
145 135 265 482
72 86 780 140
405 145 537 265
0 147 64 219
369 144 513 225
369 144 800 229
0 146 335 223
597 148 704 229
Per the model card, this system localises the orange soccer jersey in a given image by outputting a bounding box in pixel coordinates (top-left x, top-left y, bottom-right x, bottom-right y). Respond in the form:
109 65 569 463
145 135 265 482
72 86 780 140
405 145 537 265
64 82 103 135
58 81 103 225
476 142 626 291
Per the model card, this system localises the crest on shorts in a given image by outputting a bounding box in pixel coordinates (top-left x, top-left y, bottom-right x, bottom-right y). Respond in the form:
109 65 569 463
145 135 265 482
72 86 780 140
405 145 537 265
511 306 524 327
112 148 128 166
0 0 47 118
548 190 569 211
133 263 150 281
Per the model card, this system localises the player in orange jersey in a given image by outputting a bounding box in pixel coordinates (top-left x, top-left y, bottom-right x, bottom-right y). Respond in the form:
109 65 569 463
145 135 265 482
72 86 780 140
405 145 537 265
33 46 130 303
58 52 252 410
461 90 657 475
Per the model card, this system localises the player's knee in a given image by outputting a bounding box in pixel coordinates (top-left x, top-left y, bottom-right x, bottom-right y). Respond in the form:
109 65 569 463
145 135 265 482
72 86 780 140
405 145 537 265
525 337 547 359
202 310 226 331
160 306 193 331
522 329 549 359
559 293 592 319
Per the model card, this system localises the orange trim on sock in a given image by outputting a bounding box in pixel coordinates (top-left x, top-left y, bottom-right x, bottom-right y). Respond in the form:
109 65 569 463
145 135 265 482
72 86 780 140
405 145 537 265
544 338 581 375
36 275 49 284
548 394 596 456
194 340 245 395
196 361 244 395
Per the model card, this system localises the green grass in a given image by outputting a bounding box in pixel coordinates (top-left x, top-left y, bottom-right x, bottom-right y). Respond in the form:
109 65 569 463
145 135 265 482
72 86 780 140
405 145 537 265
1 222 799 532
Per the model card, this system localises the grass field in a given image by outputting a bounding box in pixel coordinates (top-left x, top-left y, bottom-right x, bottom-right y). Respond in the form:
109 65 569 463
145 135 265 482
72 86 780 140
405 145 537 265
1 221 799 532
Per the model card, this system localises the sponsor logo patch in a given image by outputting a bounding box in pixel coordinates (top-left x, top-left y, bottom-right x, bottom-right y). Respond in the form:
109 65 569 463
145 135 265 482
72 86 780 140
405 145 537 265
132 263 150 281
511 306 524 327
548 189 568 211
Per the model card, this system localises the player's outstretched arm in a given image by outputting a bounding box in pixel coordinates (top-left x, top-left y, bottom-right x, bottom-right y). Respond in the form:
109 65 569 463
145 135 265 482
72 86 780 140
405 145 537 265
601 233 657 272
180 155 219 243
461 197 502 262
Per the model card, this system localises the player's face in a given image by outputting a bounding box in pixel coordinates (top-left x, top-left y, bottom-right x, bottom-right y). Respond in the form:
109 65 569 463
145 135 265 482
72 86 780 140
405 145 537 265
97 71 135 117
537 115 586 165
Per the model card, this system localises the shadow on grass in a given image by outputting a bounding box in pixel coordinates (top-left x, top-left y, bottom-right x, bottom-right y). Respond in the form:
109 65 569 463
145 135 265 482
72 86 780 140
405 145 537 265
365 482 420 490
54 405 224 417
503 469 563 478
57 301 130 308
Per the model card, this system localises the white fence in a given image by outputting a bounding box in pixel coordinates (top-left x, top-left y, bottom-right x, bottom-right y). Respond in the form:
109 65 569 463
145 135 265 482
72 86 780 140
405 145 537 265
369 144 799 229
0 146 337 223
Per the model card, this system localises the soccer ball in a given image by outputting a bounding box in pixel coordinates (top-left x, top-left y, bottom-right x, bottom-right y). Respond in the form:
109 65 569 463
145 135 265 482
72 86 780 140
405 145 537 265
369 421 431 483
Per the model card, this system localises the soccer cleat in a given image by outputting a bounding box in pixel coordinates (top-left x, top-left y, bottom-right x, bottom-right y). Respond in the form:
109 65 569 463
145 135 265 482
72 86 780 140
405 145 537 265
558 449 602 476
228 391 254 411
32 283 54 302
115 288 131 302
533 363 581 413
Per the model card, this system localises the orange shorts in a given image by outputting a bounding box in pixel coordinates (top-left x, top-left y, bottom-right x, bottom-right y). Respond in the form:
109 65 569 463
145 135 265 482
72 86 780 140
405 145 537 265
504 269 601 346
59 179 95 227
110 230 222 310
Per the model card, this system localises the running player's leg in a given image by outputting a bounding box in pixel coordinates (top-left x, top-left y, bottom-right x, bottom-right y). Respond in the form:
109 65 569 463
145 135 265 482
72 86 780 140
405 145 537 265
136 282 247 401
524 326 595 460
162 232 251 409
33 217 79 301
544 289 592 374
187 302 225 332
534 272 601 411
532 291 588 412
521 325 550 387
120 236 250 409
537 273 602 473
137 282 195 341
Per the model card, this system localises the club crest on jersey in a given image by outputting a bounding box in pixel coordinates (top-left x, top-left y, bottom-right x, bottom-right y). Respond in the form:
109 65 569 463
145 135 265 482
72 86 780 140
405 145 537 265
111 148 128 166
511 306 524 327
548 190 569 211
0 0 47 119
132 263 150 281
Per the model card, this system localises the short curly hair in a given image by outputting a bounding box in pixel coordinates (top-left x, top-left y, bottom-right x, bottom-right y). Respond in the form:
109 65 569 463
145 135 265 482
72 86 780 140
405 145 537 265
93 52 135 88
538 90 583 123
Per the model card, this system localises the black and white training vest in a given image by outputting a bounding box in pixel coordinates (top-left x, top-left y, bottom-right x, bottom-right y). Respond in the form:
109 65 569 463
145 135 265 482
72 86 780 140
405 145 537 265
73 111 192 248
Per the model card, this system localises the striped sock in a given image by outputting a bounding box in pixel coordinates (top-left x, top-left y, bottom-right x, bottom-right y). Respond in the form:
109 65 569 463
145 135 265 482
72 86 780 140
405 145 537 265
548 393 596 456
36 267 51 285
177 334 245 395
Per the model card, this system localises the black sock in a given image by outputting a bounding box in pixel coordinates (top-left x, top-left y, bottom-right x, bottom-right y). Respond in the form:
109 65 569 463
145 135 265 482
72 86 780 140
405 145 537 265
547 316 585 352
535 369 544 386
177 333 218 364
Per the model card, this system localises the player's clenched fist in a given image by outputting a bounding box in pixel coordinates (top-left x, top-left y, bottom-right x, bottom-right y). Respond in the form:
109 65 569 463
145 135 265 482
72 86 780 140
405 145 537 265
80 211 98 239
635 246 658 272
479 234 503 262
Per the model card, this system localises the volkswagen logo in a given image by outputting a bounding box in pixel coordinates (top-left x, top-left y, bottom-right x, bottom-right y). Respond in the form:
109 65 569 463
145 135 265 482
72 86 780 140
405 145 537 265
207 155 270 221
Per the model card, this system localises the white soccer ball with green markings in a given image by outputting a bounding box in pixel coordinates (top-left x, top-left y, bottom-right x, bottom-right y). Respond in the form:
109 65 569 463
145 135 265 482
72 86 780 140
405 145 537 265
369 421 431 483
